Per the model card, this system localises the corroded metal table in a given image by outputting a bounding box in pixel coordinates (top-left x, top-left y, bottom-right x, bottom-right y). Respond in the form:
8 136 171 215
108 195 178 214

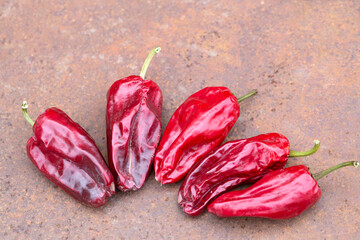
1 0 359 239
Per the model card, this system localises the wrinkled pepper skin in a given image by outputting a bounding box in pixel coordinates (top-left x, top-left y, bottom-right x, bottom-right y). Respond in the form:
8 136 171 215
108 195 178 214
107 75 162 191
178 133 290 216
207 165 321 219
27 108 115 207
154 87 240 184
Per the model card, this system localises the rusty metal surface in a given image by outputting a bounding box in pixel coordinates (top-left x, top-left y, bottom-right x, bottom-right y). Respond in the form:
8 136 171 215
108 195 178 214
1 0 359 239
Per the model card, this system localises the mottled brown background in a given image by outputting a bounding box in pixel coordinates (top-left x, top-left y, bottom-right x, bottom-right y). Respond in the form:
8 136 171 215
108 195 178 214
0 0 359 239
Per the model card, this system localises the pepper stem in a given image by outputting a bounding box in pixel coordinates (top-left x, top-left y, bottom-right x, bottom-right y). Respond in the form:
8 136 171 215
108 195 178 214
288 140 320 158
313 161 359 181
22 101 34 126
140 47 161 79
237 89 257 104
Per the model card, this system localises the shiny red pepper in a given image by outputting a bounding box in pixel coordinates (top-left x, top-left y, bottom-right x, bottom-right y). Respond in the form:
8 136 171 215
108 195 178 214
178 133 320 216
107 47 162 191
22 101 115 207
207 161 359 219
154 88 257 184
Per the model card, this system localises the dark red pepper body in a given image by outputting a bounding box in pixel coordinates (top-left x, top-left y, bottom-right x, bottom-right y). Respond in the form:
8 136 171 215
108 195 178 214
154 87 240 184
107 75 162 191
178 133 290 216
27 108 115 207
207 165 321 219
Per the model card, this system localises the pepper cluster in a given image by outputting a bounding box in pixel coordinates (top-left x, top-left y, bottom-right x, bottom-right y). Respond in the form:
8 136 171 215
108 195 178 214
22 47 358 219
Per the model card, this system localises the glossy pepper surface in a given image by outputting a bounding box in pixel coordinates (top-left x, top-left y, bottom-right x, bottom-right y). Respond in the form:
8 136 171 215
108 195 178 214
178 133 320 216
207 161 359 219
22 102 115 207
154 88 257 184
107 47 162 191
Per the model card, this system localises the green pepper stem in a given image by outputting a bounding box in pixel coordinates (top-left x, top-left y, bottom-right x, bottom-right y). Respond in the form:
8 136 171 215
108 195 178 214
140 47 161 79
237 89 257 104
289 140 320 158
313 161 359 181
22 101 34 126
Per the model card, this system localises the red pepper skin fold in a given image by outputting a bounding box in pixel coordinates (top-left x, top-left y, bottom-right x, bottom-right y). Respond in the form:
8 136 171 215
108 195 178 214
27 108 115 207
207 165 321 219
154 87 240 184
106 75 162 191
178 133 290 216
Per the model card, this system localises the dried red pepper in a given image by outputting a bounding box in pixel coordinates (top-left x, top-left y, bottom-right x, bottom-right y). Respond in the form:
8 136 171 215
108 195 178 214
207 161 359 219
22 101 115 207
178 133 320 216
107 47 162 191
154 87 257 184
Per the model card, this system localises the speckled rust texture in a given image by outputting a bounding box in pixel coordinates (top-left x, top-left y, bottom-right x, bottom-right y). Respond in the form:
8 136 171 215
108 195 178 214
0 0 359 239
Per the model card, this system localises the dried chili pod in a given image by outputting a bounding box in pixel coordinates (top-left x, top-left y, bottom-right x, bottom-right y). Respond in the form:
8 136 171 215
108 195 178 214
178 133 320 216
22 101 115 207
207 161 359 219
107 47 162 191
154 88 257 184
